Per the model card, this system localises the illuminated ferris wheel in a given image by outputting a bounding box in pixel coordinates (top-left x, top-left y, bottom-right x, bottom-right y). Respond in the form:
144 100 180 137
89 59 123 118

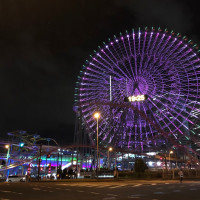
74 27 200 152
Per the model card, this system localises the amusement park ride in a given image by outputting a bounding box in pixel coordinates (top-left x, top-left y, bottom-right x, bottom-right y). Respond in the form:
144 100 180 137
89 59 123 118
74 27 200 168
1 27 200 178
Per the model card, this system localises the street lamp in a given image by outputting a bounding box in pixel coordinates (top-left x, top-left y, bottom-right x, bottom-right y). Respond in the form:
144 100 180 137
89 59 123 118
108 147 113 169
94 112 100 177
5 144 10 178
169 150 173 169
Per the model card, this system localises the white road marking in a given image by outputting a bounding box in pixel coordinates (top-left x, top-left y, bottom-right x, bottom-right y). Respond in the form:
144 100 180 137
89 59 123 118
102 197 116 200
152 183 157 185
65 188 71 191
154 191 164 194
180 185 185 188
132 184 142 187
90 192 100 194
190 188 197 190
129 194 144 197
155 187 162 190
1 191 12 193
17 193 22 195
33 188 41 191
165 183 170 184
97 186 107 188
109 185 124 189
107 194 118 196
56 184 67 186
173 190 181 192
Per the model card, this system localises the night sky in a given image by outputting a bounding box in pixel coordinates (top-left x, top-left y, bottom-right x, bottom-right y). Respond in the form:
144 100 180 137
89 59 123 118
0 0 199 145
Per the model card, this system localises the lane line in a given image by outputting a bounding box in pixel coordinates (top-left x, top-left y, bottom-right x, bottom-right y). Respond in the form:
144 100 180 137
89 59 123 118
173 190 181 192
90 192 100 195
154 192 164 194
102 197 116 200
132 184 142 187
107 194 118 196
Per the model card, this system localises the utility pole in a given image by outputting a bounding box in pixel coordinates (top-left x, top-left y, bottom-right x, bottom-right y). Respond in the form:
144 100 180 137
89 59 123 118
56 151 59 179
37 144 42 180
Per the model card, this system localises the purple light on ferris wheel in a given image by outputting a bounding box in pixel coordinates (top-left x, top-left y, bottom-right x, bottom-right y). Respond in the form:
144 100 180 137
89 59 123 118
75 27 200 152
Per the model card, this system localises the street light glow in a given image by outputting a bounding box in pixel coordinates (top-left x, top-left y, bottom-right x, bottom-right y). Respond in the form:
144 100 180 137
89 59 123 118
94 112 100 119
170 150 173 154
5 145 9 149
109 147 113 151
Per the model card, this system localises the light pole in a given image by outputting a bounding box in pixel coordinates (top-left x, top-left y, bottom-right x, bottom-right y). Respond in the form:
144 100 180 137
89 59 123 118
169 150 173 170
5 144 10 178
94 112 100 178
107 147 113 169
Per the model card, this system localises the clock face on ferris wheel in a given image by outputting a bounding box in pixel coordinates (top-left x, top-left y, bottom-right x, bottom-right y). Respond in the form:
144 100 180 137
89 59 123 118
75 27 200 152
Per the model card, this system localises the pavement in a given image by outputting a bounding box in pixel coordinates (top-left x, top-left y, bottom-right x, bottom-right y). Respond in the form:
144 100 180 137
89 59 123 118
0 179 200 200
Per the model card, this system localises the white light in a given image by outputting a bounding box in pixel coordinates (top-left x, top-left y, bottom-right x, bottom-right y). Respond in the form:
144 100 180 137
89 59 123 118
148 161 153 166
128 95 145 102
157 161 161 166
146 152 156 156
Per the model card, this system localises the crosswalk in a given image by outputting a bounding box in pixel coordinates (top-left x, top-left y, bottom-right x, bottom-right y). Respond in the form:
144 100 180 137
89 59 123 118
55 182 166 189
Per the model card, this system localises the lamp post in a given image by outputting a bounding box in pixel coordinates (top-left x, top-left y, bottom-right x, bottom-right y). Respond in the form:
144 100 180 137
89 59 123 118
169 150 173 170
107 147 113 169
94 112 100 178
5 144 10 178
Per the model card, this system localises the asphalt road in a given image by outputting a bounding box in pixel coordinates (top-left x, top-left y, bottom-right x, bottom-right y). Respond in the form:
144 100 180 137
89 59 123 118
0 180 200 200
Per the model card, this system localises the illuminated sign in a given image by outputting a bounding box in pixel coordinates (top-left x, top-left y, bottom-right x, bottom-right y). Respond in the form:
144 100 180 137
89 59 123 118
124 95 147 102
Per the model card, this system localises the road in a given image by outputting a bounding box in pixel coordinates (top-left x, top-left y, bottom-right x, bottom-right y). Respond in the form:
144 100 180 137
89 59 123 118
0 180 200 200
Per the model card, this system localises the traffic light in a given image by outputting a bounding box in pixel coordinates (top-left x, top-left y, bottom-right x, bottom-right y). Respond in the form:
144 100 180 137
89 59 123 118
47 154 51 158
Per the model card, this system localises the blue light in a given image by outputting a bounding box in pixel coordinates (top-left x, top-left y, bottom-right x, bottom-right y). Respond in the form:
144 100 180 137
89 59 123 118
19 143 25 147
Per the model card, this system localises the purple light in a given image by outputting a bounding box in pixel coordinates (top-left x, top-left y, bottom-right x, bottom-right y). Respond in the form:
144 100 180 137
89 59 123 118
76 28 200 153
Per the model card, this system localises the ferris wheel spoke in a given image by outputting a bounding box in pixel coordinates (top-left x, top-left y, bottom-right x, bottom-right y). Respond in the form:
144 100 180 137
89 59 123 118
156 35 172 57
153 95 194 128
77 28 200 152
147 97 184 135
122 36 137 81
153 33 166 55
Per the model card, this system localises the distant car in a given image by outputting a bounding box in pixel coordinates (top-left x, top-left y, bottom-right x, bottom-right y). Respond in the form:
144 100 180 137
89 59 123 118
7 175 26 182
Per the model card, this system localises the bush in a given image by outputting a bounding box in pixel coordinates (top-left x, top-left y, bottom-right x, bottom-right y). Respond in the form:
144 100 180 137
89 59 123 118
134 158 148 173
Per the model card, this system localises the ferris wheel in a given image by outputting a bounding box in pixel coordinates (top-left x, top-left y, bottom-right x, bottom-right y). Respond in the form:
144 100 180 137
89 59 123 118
74 27 200 153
